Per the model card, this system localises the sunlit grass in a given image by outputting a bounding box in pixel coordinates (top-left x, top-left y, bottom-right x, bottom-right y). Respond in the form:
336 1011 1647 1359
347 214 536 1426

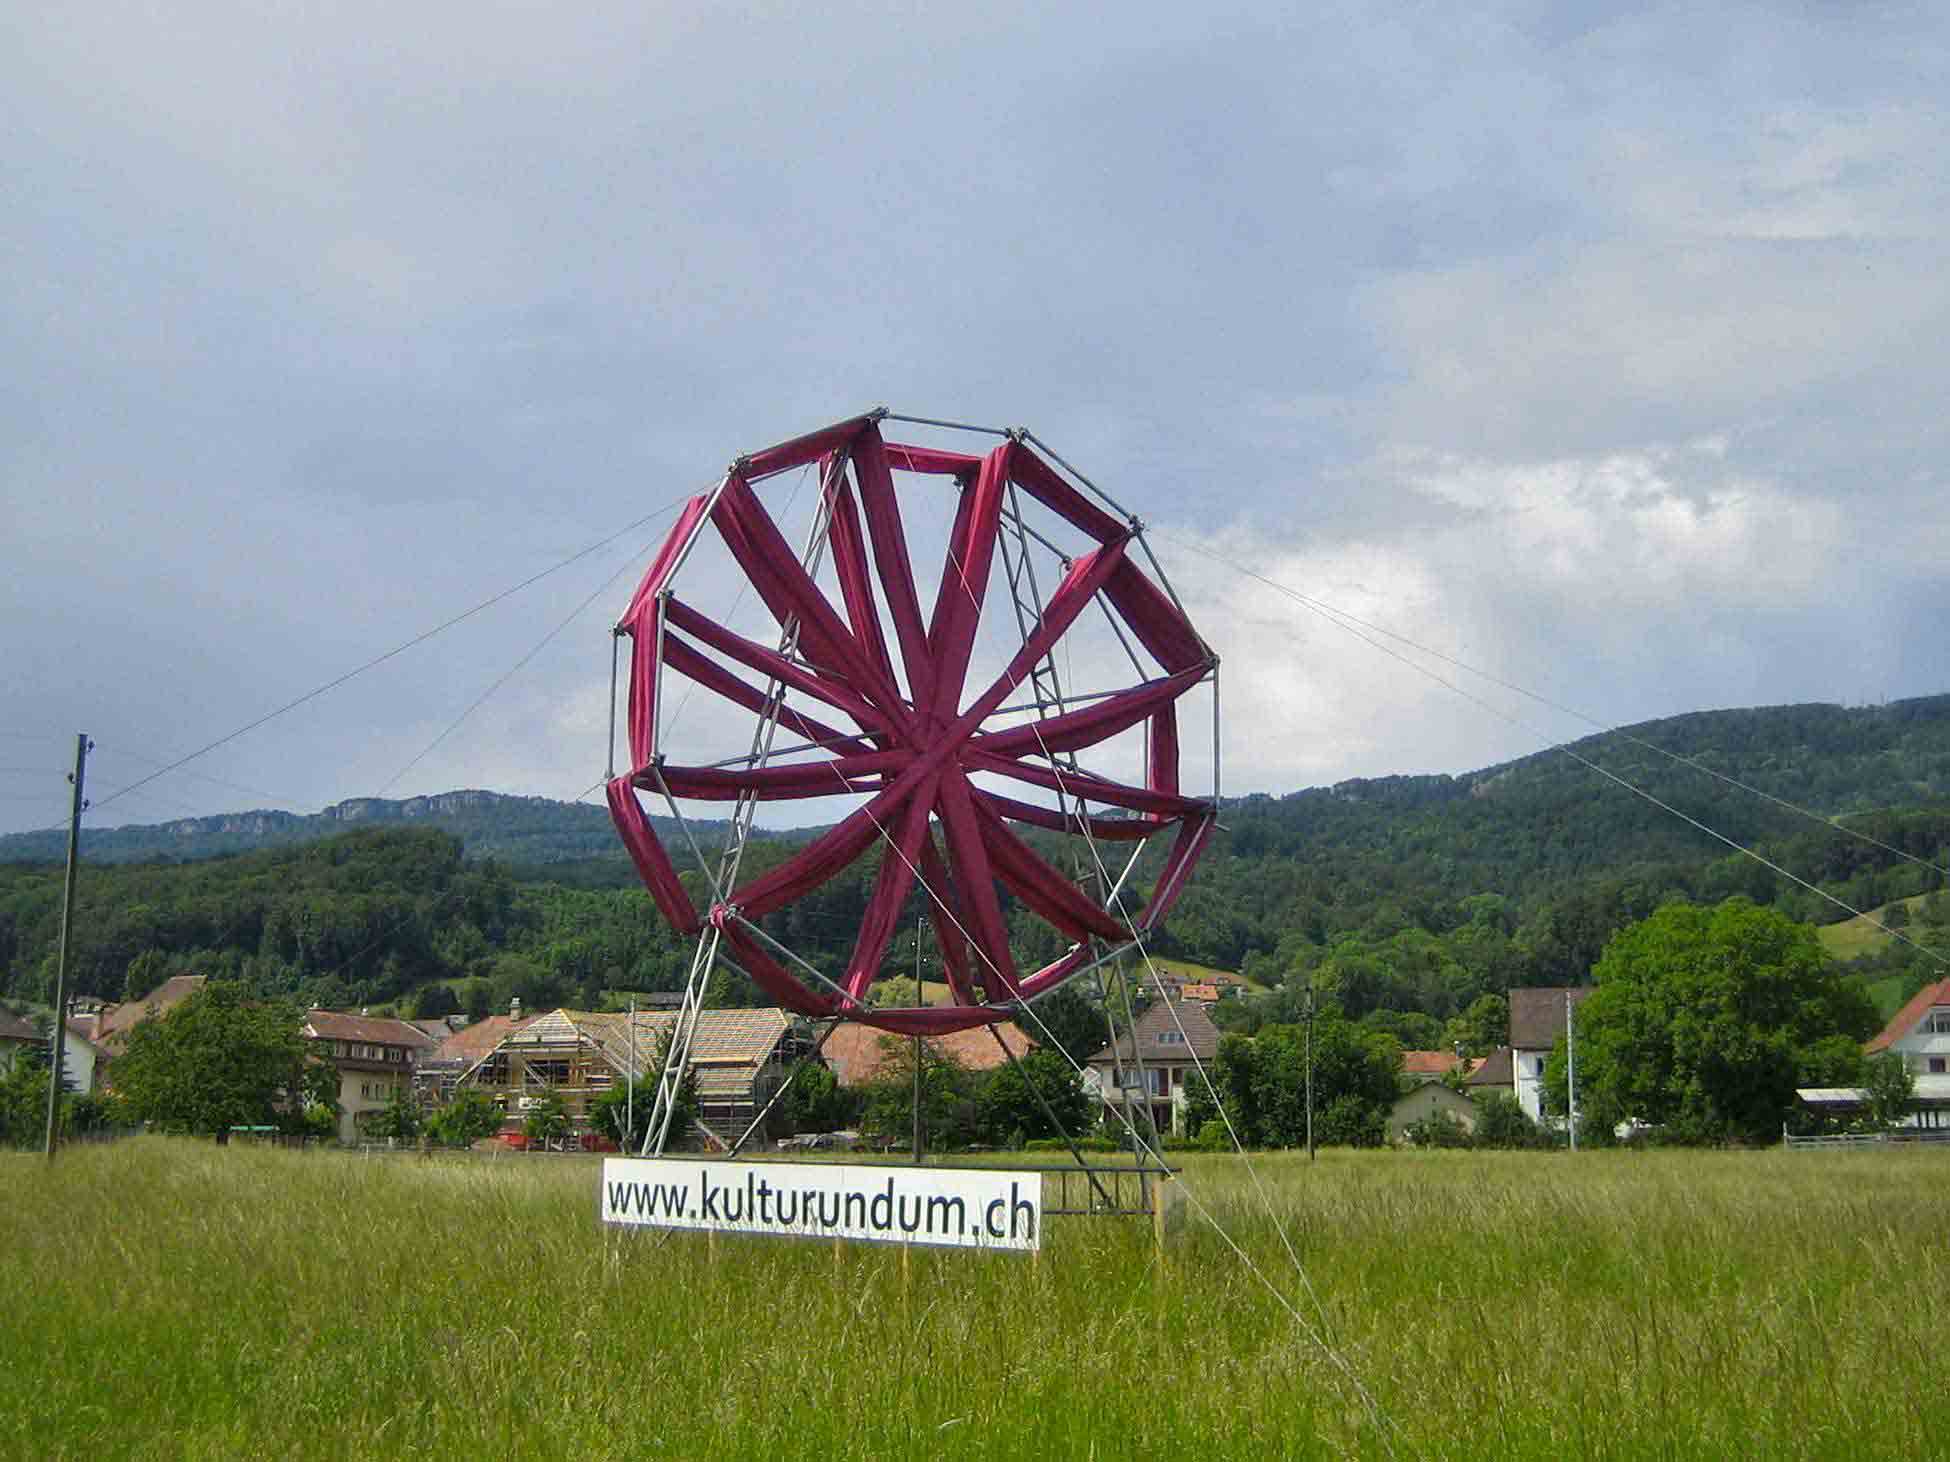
5 1139 1946 1459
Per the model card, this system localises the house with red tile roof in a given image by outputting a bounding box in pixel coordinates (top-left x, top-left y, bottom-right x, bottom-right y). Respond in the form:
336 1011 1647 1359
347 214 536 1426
820 1021 1033 1090
302 1009 437 1142
1866 977 1950 1077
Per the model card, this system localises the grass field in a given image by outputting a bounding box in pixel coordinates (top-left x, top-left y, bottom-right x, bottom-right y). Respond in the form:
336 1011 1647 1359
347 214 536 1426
6 1138 1947 1460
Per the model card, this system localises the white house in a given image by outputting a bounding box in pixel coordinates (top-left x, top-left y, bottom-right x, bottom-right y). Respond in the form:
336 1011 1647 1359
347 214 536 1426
1508 986 1594 1123
1866 977 1950 1076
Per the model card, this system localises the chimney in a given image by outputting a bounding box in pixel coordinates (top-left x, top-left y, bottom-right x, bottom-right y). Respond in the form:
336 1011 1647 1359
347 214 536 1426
510 996 522 1021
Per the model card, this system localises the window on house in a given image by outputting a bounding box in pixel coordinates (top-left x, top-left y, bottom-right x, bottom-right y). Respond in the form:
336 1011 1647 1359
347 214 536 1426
1926 1012 1950 1035
1148 1069 1169 1097
1930 1058 1946 1075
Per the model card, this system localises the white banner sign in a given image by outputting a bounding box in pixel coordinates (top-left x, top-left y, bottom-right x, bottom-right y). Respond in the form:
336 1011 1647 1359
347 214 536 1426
600 1157 1041 1252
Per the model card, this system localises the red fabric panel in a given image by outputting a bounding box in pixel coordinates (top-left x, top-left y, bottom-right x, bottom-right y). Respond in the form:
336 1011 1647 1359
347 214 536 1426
710 478 857 683
984 792 1154 841
916 835 978 1007
715 920 842 1018
970 792 1127 942
1137 814 1216 932
650 750 909 802
964 747 1209 819
971 665 1205 761
739 415 875 483
619 492 711 628
1101 558 1207 673
605 778 703 935
843 777 934 1001
883 442 982 476
1013 944 1099 1003
849 1003 1008 1035
659 632 873 757
925 443 1012 720
627 614 661 769
932 766 1018 997
1005 445 1128 546
852 428 936 715
664 600 891 737
724 801 886 920
956 537 1129 730
1148 703 1180 817
822 474 902 707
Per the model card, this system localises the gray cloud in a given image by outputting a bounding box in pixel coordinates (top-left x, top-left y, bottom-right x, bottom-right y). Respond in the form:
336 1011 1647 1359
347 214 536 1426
4 3 1947 835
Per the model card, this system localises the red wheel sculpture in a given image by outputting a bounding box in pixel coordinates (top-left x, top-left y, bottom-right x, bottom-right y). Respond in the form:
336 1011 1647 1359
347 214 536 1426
606 410 1218 1035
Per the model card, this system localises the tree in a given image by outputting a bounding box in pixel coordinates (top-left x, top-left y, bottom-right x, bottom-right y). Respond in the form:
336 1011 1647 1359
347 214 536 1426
781 1061 857 1134
1473 1091 1542 1149
1024 985 1109 1064
1183 1013 1399 1148
1443 994 1508 1059
426 1087 502 1148
110 982 309 1140
410 983 460 1020
974 1047 1091 1146
861 1036 975 1151
0 1046 50 1148
1551 899 1881 1145
522 1090 570 1147
366 1088 422 1143
1863 1051 1916 1132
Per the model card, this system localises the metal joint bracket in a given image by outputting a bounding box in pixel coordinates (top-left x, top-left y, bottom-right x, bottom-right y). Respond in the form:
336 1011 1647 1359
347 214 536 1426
1128 515 1146 534
1006 427 1029 444
869 405 890 421
729 454 752 475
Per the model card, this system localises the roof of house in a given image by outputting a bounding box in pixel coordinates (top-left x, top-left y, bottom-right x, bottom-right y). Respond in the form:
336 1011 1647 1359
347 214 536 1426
482 1008 801 1101
93 975 207 1051
430 1014 535 1068
1402 1049 1464 1077
1866 977 1950 1054
821 1020 1034 1088
302 1010 437 1047
1465 1046 1515 1088
1798 1074 1950 1111
0 1011 41 1044
1087 999 1222 1066
1509 986 1595 1050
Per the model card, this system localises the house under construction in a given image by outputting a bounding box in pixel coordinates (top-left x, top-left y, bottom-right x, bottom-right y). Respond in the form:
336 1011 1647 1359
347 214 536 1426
458 1006 813 1147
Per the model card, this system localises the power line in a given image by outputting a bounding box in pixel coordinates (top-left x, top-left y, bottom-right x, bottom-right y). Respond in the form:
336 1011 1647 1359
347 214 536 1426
373 531 668 798
79 494 693 824
1157 529 1950 883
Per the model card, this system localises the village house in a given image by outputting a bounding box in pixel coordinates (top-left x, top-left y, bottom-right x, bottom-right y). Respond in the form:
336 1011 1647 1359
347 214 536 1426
1083 999 1221 1138
1866 977 1950 1076
460 1006 813 1147
1507 986 1594 1123
819 1020 1033 1090
1388 1079 1479 1142
301 1010 436 1143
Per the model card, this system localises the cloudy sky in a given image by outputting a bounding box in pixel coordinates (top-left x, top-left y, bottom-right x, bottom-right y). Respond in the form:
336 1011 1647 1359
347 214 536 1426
4 2 1947 838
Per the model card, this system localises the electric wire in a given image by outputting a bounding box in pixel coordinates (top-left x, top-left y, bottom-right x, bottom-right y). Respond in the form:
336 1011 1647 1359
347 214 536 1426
1157 529 1950 883
75 492 699 825
374 527 674 798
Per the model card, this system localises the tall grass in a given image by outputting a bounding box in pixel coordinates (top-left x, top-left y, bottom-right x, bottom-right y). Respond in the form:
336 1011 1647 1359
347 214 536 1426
4 1139 1945 1459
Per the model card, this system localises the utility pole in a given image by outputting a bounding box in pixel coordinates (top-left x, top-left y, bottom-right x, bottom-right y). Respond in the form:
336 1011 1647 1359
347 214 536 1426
1305 980 1316 1162
627 996 636 1150
44 733 90 1160
1566 989 1578 1153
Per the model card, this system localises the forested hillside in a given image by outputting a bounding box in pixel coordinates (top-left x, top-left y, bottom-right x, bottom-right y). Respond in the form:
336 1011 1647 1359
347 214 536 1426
2 695 1945 1027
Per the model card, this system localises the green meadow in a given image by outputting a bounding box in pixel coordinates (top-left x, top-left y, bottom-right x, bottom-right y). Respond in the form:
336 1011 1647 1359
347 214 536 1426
5 1138 1946 1460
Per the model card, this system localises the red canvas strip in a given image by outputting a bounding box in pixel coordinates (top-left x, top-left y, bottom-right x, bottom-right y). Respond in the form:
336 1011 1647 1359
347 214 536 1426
1101 557 1208 674
852 428 936 715
917 835 978 1008
739 414 876 483
963 747 1209 819
1137 814 1216 931
955 536 1129 729
924 443 1012 720
969 792 1127 942
664 600 890 737
822 472 902 706
883 442 982 476
933 766 1018 997
1006 445 1128 546
658 631 874 757
843 776 935 1002
971 665 1205 761
605 778 702 935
